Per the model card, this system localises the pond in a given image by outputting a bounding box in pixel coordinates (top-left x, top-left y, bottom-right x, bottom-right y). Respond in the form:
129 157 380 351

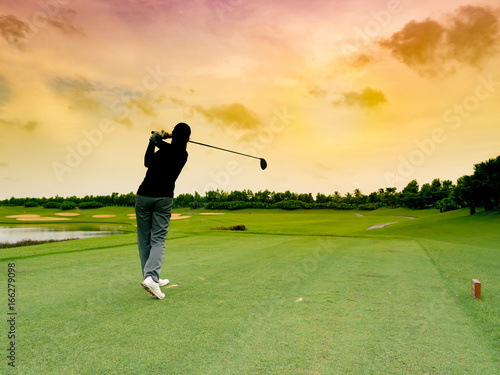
0 224 129 243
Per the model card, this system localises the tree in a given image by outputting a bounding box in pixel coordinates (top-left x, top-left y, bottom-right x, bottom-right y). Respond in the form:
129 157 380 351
175 193 194 208
352 189 368 204
401 180 420 209
254 190 272 203
332 191 342 202
316 193 328 203
298 193 314 203
344 192 353 204
228 190 248 202
472 156 500 211
454 175 476 215
190 191 204 209
384 187 397 208
430 178 448 204
368 192 379 203
420 183 432 208
441 180 454 197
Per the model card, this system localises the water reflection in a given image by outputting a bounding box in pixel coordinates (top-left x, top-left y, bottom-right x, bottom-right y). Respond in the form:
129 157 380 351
0 224 128 243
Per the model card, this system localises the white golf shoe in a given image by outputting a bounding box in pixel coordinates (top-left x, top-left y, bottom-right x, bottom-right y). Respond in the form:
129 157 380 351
159 278 170 287
141 276 165 300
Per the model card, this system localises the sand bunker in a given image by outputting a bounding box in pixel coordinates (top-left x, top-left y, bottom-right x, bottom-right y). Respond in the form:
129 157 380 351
55 213 80 217
355 213 364 217
16 217 71 221
366 222 397 230
171 215 191 220
92 215 116 218
200 213 226 215
128 215 136 219
6 214 41 218
127 213 135 216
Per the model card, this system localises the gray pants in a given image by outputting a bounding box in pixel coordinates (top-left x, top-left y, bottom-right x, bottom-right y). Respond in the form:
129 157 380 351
135 195 173 283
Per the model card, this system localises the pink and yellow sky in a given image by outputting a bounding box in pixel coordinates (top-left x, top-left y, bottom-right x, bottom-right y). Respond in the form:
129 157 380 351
1 0 499 199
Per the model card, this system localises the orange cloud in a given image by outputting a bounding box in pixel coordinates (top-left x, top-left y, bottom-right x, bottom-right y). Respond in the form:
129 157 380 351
45 8 85 36
0 15 32 50
126 95 157 117
447 5 499 66
333 87 387 108
0 118 38 132
191 103 261 129
351 53 373 68
308 85 327 98
379 5 500 77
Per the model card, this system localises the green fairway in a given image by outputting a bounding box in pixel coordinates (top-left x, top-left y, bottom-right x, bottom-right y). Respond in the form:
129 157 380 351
1 207 499 374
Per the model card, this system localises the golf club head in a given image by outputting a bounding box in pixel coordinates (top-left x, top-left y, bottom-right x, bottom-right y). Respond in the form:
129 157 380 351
260 158 267 170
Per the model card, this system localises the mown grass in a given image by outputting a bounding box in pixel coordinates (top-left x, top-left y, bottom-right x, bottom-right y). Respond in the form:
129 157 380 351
0 206 499 374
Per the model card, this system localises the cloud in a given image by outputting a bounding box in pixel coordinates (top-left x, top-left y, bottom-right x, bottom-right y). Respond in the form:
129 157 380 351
0 76 11 107
379 5 500 77
126 95 157 117
0 9 83 51
333 87 387 108
45 8 85 36
447 6 499 66
168 96 186 106
0 15 32 50
0 118 39 132
308 85 327 98
154 94 186 106
350 53 374 68
191 103 261 129
113 115 133 127
51 76 102 111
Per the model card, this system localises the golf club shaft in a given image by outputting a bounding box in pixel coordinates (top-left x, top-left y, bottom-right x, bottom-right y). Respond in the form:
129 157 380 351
151 131 263 161
189 140 261 160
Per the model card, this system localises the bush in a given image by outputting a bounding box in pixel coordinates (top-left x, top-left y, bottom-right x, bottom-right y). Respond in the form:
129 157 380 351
60 201 77 210
205 201 249 210
227 201 252 210
357 203 383 210
211 225 247 231
189 201 205 209
43 202 61 209
78 201 104 209
435 197 461 213
272 200 306 210
24 200 38 208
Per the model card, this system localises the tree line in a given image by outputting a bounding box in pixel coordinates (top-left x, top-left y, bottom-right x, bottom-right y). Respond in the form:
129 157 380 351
2 155 498 214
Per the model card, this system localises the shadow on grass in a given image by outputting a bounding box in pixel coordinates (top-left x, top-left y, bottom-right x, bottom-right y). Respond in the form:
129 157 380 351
0 238 77 249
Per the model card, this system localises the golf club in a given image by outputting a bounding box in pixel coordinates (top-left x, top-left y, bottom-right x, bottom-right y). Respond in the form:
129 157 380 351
151 131 267 170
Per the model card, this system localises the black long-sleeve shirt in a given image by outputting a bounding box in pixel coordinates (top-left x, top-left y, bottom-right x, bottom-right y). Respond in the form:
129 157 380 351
137 140 188 198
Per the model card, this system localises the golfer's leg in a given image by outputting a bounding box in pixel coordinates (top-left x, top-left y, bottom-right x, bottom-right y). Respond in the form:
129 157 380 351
135 195 153 278
143 197 173 283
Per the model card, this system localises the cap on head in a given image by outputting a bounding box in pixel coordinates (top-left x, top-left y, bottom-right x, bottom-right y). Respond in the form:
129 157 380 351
172 122 191 142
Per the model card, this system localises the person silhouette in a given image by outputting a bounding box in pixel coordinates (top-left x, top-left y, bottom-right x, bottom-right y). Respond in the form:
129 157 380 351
135 123 191 299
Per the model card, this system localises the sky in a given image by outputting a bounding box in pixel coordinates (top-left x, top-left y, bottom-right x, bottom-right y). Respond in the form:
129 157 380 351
0 0 499 199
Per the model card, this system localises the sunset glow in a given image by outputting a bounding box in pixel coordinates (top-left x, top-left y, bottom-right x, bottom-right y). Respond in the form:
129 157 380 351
1 0 499 198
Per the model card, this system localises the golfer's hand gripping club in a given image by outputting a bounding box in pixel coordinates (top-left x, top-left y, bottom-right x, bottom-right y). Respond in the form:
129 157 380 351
149 130 171 143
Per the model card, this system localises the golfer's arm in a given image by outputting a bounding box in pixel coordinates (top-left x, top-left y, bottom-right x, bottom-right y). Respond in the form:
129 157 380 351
144 141 156 167
155 139 169 150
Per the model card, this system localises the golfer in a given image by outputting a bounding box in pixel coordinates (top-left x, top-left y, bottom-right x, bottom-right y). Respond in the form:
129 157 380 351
135 123 191 299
